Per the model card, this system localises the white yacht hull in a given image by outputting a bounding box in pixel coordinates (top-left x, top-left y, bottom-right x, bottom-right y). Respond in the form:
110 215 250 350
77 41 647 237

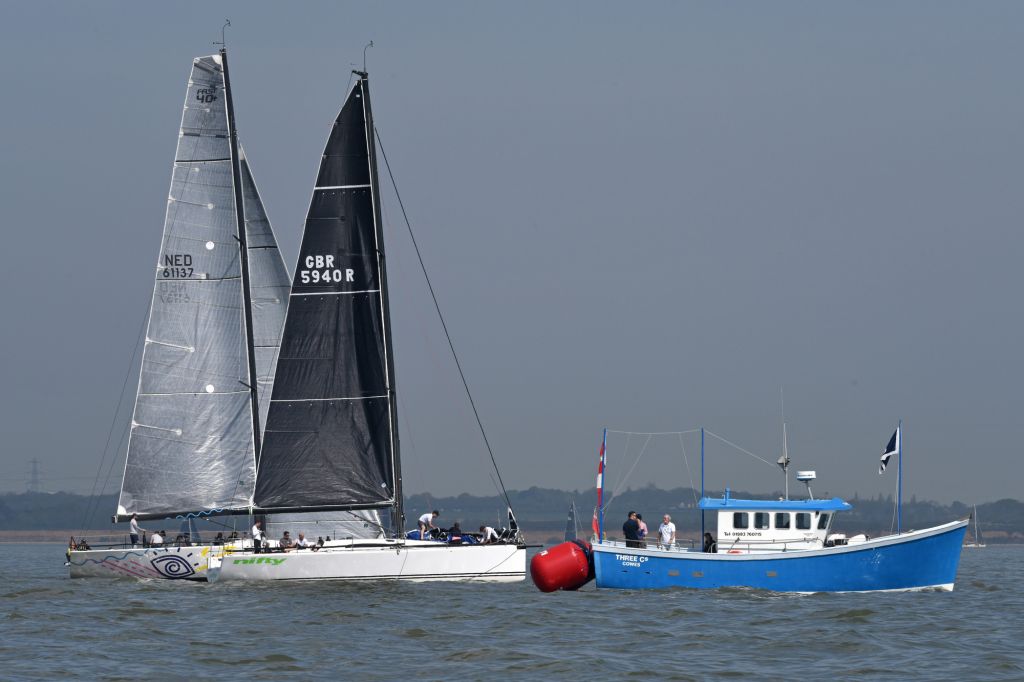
68 544 226 580
208 539 526 583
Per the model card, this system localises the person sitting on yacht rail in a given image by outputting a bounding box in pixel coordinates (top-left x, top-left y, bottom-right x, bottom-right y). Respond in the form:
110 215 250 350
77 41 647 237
150 530 164 546
418 510 440 539
294 532 313 550
479 525 499 544
279 531 295 551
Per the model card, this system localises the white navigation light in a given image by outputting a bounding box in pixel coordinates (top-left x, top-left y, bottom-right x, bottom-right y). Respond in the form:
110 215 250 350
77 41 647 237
205 384 215 393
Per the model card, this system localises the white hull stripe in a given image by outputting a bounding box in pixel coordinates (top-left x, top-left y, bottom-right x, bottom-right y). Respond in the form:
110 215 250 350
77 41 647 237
220 572 524 582
290 289 381 297
269 395 388 403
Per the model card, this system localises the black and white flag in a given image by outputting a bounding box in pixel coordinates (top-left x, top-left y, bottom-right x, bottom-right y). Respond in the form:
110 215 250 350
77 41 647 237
879 426 900 474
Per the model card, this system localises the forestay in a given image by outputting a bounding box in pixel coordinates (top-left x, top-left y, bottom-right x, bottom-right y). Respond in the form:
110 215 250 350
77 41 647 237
255 75 400 513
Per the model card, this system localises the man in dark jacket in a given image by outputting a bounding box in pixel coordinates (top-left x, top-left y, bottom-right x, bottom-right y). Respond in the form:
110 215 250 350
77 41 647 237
623 511 642 548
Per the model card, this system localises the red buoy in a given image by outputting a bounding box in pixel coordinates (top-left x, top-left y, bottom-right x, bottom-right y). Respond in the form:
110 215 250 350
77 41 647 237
530 539 594 592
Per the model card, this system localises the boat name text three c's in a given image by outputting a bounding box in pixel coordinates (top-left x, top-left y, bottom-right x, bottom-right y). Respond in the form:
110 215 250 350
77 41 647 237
615 554 649 567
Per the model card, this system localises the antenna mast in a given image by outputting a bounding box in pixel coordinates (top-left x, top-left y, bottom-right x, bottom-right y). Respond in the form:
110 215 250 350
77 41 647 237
777 387 790 500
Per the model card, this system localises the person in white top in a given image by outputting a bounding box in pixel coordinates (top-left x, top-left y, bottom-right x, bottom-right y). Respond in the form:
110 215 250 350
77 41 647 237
417 510 440 539
658 514 676 550
129 513 145 548
252 520 264 554
479 525 499 544
150 531 164 546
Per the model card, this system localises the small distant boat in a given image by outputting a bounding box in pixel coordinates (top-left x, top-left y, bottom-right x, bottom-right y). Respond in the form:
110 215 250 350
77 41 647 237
564 499 579 542
533 424 968 593
963 505 986 548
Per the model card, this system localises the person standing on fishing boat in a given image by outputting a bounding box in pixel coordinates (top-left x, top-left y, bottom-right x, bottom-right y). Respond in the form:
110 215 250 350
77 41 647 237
623 511 642 548
659 514 676 550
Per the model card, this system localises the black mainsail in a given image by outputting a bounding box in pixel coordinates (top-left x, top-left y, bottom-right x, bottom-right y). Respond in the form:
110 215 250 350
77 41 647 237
115 53 289 522
255 73 402 530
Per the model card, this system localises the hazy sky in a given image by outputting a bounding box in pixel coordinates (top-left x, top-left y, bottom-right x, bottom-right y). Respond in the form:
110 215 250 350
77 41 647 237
1 2 1022 505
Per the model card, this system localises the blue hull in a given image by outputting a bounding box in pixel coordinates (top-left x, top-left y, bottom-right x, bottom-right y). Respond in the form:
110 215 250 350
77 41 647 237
594 520 967 592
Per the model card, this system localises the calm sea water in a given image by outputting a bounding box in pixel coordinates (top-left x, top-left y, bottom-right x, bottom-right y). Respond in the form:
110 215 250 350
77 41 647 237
1 543 1021 680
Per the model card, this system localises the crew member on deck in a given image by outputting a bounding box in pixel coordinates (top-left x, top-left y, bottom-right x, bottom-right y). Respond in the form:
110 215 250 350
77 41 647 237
252 520 264 554
129 513 145 548
418 510 440 539
479 525 499 544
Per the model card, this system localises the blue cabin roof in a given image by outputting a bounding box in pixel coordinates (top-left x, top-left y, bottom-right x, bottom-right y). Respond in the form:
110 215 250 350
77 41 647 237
699 496 853 512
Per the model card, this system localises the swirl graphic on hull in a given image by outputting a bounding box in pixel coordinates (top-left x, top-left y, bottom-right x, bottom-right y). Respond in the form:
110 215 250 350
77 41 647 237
151 553 198 579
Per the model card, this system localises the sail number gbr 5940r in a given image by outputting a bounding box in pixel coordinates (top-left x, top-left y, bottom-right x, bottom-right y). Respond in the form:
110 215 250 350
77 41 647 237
299 255 354 285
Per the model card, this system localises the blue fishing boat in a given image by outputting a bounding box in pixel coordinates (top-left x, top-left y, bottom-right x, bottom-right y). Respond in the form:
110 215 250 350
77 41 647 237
532 424 969 593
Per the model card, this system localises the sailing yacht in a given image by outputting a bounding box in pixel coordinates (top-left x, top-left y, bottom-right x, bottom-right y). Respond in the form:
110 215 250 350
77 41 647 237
69 49 293 580
208 68 526 583
964 505 986 548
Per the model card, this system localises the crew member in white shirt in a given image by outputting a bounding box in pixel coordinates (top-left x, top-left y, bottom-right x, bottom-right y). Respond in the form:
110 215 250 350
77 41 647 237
479 525 499 544
252 520 265 554
418 510 440 539
129 513 145 548
658 514 676 550
150 530 164 546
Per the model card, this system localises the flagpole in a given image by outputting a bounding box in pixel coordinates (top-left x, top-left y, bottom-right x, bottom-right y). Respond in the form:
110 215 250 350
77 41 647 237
897 419 902 535
700 427 705 545
598 428 605 541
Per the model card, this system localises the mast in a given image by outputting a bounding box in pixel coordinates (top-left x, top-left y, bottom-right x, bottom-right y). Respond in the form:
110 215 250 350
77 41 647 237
221 47 263 467
896 419 902 535
357 70 404 537
700 427 705 543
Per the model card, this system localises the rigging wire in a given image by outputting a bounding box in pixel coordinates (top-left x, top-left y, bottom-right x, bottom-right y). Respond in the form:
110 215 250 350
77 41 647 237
80 304 149 532
678 432 699 507
374 127 513 513
703 429 776 468
604 433 652 510
606 429 701 436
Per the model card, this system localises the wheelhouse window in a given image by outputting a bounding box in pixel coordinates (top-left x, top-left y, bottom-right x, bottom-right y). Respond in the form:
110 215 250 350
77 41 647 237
754 512 770 529
775 512 790 529
796 512 811 530
818 513 831 530
733 512 749 529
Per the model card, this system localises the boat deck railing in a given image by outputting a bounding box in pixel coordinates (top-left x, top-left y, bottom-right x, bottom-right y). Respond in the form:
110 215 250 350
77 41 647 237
598 535 824 554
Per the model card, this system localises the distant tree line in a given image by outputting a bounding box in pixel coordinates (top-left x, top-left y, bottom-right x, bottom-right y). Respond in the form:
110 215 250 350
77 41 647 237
3 488 1020 545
